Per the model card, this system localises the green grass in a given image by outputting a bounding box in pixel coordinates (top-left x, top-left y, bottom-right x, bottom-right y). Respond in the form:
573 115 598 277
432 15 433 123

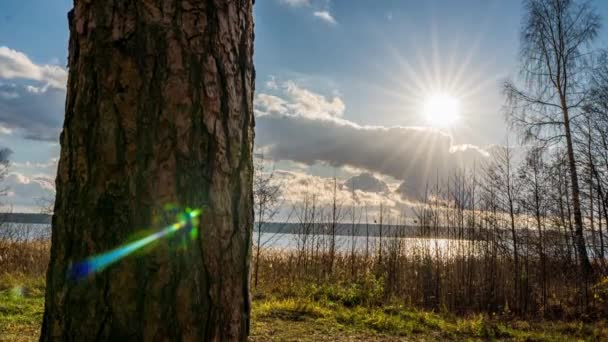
1 273 607 341
0 273 45 341
251 296 608 341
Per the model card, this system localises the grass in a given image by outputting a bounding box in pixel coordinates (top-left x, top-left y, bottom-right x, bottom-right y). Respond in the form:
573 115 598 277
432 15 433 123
0 274 45 341
2 273 607 341
251 296 608 341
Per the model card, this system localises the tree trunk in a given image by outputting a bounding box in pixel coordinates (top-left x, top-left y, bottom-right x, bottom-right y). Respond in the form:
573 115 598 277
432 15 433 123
254 218 262 288
41 1 255 340
562 108 593 282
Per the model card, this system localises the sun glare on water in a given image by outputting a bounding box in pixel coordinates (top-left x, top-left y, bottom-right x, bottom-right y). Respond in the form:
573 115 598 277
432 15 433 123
423 93 460 127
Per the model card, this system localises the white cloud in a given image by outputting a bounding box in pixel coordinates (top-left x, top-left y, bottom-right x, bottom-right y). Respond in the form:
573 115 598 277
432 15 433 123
313 11 337 25
449 143 490 157
0 46 67 89
0 125 12 135
0 47 67 141
266 75 279 90
341 164 370 176
255 94 288 115
3 172 55 211
255 79 345 120
279 0 310 7
277 1 337 26
13 158 58 170
284 81 344 117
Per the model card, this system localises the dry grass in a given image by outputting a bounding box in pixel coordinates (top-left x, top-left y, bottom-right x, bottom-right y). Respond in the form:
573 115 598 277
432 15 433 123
0 240 49 276
1 240 607 341
253 237 608 320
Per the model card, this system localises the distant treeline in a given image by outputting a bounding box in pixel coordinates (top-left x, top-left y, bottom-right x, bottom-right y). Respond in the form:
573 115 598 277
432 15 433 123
0 213 52 225
259 222 427 238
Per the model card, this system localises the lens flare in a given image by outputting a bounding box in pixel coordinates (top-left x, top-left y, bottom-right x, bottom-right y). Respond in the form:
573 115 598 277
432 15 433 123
69 208 201 280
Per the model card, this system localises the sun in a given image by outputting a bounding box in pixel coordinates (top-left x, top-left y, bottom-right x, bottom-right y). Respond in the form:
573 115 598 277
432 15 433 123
423 93 461 127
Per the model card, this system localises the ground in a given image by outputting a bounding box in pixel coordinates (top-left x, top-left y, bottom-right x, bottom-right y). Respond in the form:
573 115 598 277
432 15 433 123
1 273 607 341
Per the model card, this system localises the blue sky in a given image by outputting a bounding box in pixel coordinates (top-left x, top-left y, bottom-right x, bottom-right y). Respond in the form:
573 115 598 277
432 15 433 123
255 0 522 144
1 0 608 212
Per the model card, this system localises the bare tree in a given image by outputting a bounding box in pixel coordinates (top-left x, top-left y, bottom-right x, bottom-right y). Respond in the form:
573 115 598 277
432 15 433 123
328 173 344 275
504 0 600 282
350 184 359 277
0 148 11 198
253 156 282 288
584 51 608 263
35 196 55 216
0 148 12 241
519 145 549 312
294 191 318 276
482 141 522 312
364 204 370 262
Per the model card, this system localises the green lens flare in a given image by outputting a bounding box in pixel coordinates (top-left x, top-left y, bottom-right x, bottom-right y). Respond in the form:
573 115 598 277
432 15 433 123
69 208 201 280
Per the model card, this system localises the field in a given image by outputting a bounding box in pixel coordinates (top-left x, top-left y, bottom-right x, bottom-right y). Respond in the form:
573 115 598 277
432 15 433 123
1 273 608 341
1 241 607 341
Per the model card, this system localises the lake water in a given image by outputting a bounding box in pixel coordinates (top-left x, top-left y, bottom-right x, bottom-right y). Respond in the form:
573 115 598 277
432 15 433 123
11 223 601 259
1 215 605 258
0 223 468 256
253 231 476 257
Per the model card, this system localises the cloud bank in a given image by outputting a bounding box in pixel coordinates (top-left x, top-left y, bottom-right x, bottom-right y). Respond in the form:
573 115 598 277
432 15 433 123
255 80 488 197
0 83 64 141
271 169 417 220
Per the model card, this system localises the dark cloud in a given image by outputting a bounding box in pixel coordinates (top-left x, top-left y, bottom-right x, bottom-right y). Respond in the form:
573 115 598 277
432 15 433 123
256 113 488 197
345 173 389 193
0 83 64 141
0 147 12 161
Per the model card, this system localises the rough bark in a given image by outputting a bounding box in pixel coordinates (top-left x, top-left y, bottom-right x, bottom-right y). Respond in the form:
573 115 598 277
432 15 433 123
41 0 255 340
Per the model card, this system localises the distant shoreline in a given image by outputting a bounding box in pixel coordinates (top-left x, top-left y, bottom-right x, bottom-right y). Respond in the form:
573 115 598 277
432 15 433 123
0 213 52 224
